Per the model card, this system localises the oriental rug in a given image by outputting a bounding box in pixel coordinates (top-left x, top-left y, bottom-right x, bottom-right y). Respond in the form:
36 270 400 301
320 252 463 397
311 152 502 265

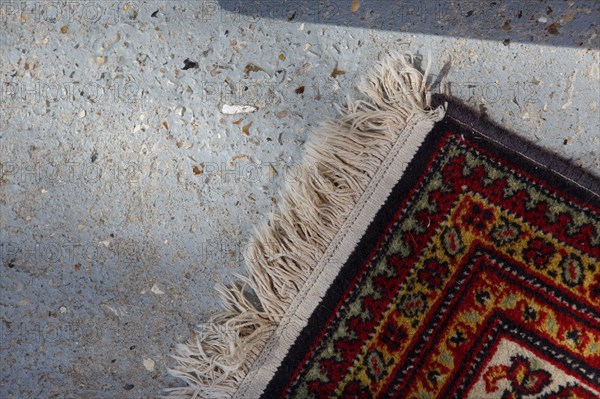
166 55 600 399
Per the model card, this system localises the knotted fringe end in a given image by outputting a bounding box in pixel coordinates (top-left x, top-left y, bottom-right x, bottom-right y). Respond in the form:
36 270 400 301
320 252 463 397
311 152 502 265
164 53 446 399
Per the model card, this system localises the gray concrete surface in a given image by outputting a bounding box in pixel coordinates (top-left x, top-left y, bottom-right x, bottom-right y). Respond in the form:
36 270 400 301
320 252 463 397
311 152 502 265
1 1 598 398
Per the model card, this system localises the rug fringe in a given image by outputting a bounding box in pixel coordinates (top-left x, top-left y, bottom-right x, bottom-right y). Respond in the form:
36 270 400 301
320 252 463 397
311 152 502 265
164 52 446 399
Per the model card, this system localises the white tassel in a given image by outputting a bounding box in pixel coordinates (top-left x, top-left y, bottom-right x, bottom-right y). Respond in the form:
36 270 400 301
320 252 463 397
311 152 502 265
164 53 446 399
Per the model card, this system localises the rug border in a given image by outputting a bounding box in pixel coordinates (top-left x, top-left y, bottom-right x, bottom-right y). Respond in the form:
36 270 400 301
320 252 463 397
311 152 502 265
259 94 600 397
166 53 448 399
234 114 442 399
257 103 454 399
431 94 600 205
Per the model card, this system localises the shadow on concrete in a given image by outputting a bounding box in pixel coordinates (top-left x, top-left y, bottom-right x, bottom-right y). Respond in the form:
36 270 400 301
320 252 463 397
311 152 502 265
214 0 599 50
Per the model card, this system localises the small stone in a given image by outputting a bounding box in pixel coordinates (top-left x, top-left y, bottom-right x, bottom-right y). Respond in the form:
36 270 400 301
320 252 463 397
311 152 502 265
78 110 86 118
242 121 253 135
60 26 68 34
59 306 67 313
182 58 199 70
546 23 560 35
143 358 155 371
221 104 258 115
331 68 346 78
243 63 263 76
151 284 164 295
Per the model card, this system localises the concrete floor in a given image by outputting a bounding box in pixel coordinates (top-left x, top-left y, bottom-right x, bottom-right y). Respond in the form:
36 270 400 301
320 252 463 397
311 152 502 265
1 1 598 398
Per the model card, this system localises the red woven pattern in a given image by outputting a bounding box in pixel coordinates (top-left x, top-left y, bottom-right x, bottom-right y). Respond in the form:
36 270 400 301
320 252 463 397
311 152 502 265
279 131 600 399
